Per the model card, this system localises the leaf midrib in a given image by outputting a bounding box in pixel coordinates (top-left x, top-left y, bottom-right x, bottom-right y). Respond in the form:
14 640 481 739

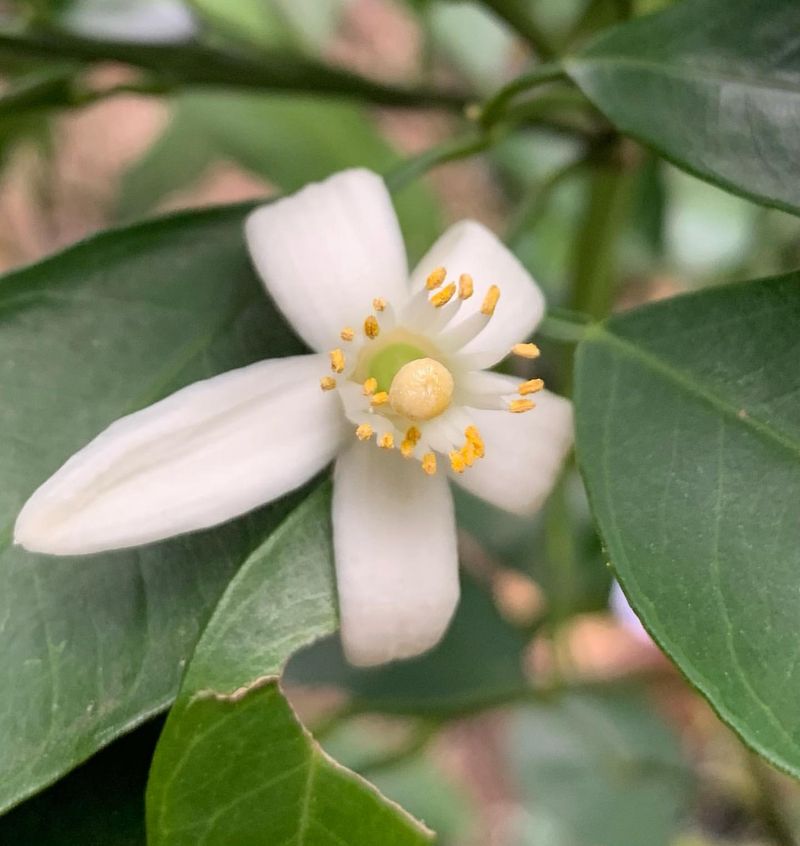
590 324 800 463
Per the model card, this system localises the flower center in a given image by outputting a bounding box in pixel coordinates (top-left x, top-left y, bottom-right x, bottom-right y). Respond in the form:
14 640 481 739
388 357 454 422
367 342 428 393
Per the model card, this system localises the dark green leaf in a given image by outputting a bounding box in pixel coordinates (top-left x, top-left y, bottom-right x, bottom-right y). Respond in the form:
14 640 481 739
509 690 691 846
0 202 317 813
146 485 432 845
287 575 529 715
565 0 800 215
574 274 800 776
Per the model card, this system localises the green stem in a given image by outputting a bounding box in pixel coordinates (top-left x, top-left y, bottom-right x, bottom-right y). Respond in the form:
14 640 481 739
479 0 557 59
479 61 566 129
0 25 469 111
384 133 491 193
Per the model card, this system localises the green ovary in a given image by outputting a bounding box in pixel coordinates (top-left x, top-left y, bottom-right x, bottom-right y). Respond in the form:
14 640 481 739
367 343 428 393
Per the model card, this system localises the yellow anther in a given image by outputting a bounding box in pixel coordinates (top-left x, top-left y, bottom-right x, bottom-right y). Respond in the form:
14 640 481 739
458 273 474 299
422 452 437 475
389 358 454 421
461 441 477 467
426 267 447 290
378 432 394 449
508 398 536 413
340 327 355 342
400 426 421 458
465 425 484 459
519 378 545 396
356 423 374 441
364 315 380 339
480 285 500 317
372 297 387 312
512 342 540 359
449 450 467 474
371 391 389 406
329 349 345 373
320 376 337 391
430 282 456 308
362 377 378 396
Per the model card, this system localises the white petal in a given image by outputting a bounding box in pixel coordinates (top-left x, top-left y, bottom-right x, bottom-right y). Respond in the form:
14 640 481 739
245 169 409 352
15 355 343 555
453 386 573 515
410 220 545 365
333 441 459 666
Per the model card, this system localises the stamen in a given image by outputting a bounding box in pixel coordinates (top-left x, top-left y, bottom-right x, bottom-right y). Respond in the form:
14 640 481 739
430 282 456 308
512 342 540 359
362 377 377 396
480 285 500 317
422 452 437 475
364 315 380 339
340 327 355 342
400 426 421 458
356 423 374 440
465 425 484 458
449 450 467 474
372 297 387 312
458 273 474 299
508 398 536 413
329 349 345 373
426 267 447 290
519 378 544 396
370 391 389 406
461 441 477 467
320 376 337 391
378 432 394 449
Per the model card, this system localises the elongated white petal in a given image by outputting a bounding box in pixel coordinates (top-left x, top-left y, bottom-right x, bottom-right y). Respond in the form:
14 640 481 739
246 169 409 352
333 441 459 666
410 220 545 365
453 386 573 515
15 355 343 555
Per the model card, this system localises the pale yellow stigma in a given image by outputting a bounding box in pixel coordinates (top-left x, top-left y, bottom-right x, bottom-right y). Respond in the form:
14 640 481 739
458 273 474 299
320 376 337 391
364 315 380 339
362 377 377 396
481 285 500 317
378 432 394 449
372 297 386 312
329 349 345 373
422 452 437 475
512 342 540 359
519 378 544 396
508 398 536 413
426 267 446 290
340 327 355 342
389 357 454 422
430 282 456 308
370 391 389 406
356 423 374 441
400 426 421 458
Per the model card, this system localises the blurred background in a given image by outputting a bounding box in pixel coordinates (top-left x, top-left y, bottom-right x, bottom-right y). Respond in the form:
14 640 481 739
2 1 800 844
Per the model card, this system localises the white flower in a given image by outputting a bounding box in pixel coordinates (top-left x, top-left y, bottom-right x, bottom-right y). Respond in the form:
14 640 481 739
14 169 573 667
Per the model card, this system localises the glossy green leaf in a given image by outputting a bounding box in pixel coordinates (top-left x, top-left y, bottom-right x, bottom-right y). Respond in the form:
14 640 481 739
146 485 432 845
574 274 800 776
509 691 691 846
0 202 320 814
565 0 800 215
286 575 529 715
118 92 442 263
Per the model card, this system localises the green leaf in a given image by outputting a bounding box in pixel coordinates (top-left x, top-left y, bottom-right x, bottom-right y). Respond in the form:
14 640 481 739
574 273 800 776
287 575 529 715
509 691 691 846
118 91 442 262
0 718 159 845
0 202 319 814
565 0 800 215
146 484 432 845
